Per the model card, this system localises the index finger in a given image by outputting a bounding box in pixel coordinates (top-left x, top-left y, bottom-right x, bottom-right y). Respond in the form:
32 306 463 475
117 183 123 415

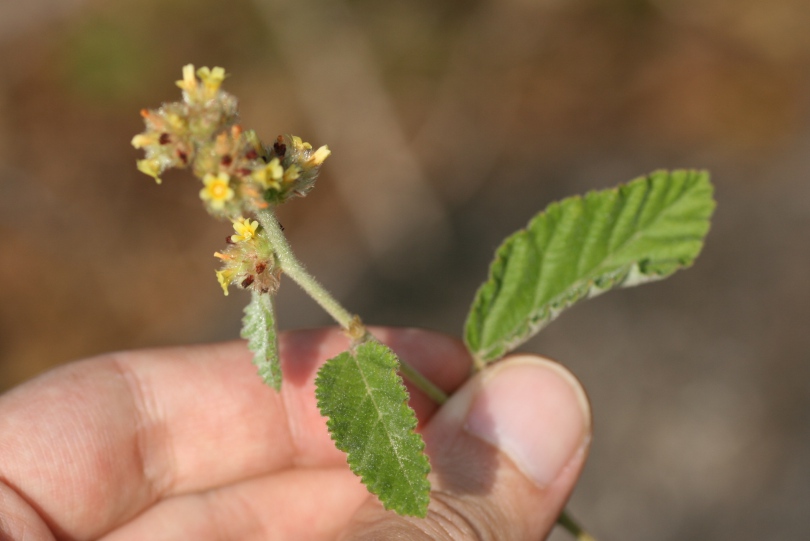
0 327 471 540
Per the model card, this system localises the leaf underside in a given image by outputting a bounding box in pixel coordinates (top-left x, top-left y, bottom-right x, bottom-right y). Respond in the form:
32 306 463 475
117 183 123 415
316 341 431 517
241 291 282 391
464 169 716 364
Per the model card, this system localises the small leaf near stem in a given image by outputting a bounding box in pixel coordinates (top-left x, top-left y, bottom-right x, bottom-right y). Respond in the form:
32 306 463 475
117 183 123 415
316 342 432 517
241 291 282 390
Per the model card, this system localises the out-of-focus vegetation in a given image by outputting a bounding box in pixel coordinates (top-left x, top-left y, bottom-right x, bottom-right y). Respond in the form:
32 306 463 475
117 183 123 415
2 1 809 539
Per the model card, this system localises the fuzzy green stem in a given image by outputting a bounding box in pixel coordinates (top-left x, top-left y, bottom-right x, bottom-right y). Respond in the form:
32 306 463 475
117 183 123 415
398 357 448 404
557 509 597 541
257 209 355 328
256 208 448 404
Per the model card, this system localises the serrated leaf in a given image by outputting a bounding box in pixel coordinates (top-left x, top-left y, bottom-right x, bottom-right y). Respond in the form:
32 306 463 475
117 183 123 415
315 341 431 517
241 291 281 390
465 169 716 364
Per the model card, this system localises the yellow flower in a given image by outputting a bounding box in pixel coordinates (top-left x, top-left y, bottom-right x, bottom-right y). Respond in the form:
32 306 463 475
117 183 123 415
252 158 284 189
231 217 259 243
165 113 186 132
199 172 235 209
283 164 301 183
136 158 162 184
215 268 234 296
131 133 154 149
307 145 331 167
197 66 226 98
291 135 312 151
176 64 197 93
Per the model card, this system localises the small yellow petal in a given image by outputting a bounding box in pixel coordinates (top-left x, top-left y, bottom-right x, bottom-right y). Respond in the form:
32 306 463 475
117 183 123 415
308 145 331 167
215 269 232 296
267 158 283 180
197 66 226 98
137 159 162 184
176 64 196 90
283 165 301 183
166 113 185 131
252 160 284 190
131 134 154 148
231 217 259 242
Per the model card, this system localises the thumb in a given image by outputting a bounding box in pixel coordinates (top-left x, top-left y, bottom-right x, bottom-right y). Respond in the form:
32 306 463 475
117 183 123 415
341 355 592 540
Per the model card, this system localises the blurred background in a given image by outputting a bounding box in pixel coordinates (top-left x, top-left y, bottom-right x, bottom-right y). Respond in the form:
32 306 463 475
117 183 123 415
1 0 809 538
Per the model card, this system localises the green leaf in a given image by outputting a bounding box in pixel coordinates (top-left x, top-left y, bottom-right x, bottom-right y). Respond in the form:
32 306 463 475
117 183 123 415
315 341 431 517
465 169 716 364
241 291 282 391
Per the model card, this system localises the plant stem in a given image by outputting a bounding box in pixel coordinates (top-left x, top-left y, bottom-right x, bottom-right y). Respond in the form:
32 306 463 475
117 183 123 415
557 509 597 541
257 209 355 328
256 208 448 404
397 358 448 404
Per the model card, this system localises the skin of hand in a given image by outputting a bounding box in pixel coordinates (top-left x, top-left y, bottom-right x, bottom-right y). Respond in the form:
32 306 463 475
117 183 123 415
0 327 591 541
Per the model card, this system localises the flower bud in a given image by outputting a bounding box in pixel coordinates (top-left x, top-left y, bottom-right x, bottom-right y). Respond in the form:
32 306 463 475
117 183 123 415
213 217 280 296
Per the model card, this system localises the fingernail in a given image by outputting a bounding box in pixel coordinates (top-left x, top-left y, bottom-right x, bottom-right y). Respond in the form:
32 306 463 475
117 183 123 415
464 356 591 487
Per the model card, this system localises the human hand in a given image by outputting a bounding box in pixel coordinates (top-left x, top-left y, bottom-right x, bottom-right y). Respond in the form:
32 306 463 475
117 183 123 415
0 328 591 540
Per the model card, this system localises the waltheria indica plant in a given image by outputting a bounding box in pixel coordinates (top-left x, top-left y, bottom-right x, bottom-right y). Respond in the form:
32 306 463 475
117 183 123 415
133 65 715 539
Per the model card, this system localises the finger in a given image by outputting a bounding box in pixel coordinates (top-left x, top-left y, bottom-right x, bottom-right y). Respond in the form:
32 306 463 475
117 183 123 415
340 355 592 540
0 481 55 541
99 468 368 541
0 328 470 540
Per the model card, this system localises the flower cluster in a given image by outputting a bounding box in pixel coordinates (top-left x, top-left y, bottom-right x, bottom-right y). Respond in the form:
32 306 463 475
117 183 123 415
134 64 332 295
132 64 330 218
214 218 281 296
132 65 238 186
254 135 331 204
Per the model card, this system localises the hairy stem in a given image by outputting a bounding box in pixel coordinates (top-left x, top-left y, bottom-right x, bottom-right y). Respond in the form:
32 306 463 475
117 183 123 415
397 357 448 405
256 208 447 403
257 209 355 328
